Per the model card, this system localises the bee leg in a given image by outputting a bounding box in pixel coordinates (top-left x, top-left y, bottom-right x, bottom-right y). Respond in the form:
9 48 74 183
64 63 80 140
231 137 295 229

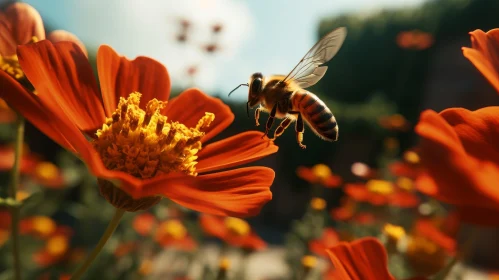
255 107 261 126
290 111 306 149
269 118 292 141
262 103 278 139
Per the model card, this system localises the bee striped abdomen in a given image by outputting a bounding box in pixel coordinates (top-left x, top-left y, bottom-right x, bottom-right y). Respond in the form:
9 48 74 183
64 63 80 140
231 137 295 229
293 91 338 141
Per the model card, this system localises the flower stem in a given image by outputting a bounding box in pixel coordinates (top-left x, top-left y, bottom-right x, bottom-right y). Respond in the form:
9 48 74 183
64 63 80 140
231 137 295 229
9 115 24 280
70 207 126 280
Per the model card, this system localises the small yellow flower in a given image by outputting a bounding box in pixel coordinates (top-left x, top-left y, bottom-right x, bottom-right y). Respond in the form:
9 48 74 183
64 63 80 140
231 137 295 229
366 180 394 195
311 164 332 181
404 151 420 164
383 223 406 243
224 217 250 236
301 255 317 269
310 197 326 211
46 235 69 256
32 216 56 237
157 220 187 240
219 257 231 270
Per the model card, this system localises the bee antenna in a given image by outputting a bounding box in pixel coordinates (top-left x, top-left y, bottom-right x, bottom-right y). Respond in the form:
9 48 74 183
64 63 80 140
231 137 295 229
228 83 249 97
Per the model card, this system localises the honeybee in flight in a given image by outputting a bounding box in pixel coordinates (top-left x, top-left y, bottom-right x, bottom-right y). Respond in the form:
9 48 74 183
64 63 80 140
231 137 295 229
228 27 347 149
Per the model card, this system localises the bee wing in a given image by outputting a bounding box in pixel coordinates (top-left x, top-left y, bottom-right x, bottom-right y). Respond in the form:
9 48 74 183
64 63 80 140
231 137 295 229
281 27 347 88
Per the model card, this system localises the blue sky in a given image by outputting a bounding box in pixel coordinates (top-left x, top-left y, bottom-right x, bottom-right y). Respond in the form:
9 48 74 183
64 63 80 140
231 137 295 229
13 0 428 100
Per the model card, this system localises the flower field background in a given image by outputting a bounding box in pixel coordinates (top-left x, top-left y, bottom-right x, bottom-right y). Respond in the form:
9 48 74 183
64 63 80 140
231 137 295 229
1 0 499 279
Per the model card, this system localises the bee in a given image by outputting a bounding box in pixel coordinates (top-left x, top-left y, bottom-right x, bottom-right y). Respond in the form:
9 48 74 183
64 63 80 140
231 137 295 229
228 27 347 149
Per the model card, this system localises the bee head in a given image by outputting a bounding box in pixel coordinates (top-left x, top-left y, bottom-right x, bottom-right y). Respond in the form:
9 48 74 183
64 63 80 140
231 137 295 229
248 72 263 107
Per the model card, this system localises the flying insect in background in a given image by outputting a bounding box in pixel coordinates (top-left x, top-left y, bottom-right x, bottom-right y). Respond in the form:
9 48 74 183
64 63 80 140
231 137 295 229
229 27 347 149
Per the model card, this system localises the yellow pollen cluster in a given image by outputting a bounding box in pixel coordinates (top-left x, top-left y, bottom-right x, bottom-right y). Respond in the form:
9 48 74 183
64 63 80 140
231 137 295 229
93 92 214 179
0 54 24 80
159 220 187 240
366 180 394 195
224 217 250 236
311 164 332 181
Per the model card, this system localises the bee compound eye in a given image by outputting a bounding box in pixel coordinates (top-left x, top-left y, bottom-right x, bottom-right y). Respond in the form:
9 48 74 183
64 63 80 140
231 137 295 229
251 78 262 94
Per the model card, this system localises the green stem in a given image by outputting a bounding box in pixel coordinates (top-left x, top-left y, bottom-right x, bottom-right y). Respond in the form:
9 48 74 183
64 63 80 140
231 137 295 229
70 208 126 280
9 116 24 280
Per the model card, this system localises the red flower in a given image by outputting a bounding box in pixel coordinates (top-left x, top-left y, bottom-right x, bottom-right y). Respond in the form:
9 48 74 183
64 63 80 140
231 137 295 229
462 29 499 93
297 164 342 187
0 2 86 123
345 181 419 208
309 227 340 257
396 30 434 50
0 145 39 174
154 219 197 251
0 39 278 215
199 214 266 250
326 237 426 280
133 212 157 236
415 108 499 225
412 219 456 254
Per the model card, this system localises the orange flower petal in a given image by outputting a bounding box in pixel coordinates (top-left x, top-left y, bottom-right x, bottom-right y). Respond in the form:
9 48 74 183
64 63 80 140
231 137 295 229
462 29 499 94
0 2 45 56
197 131 278 173
47 30 87 57
96 45 171 115
167 167 274 217
164 88 234 143
17 40 105 132
344 183 369 201
309 227 340 257
389 191 420 208
0 71 84 154
326 237 395 280
200 215 228 239
415 109 499 217
439 106 499 163
229 232 267 250
413 219 456 253
296 166 317 183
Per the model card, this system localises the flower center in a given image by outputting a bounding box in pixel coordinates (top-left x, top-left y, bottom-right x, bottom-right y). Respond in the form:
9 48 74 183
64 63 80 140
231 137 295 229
32 216 56 237
0 36 38 92
93 92 214 179
383 223 406 242
224 217 250 236
35 162 59 181
311 164 332 181
366 180 394 195
310 197 326 211
46 235 69 256
159 220 187 240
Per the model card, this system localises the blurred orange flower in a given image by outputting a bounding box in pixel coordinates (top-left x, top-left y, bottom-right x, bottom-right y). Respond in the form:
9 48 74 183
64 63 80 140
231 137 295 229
114 241 137 258
20 216 56 238
378 114 411 131
415 108 499 225
33 225 74 267
0 39 278 216
200 215 266 251
396 30 434 50
0 145 40 174
462 28 499 93
132 212 157 236
296 164 342 188
0 2 87 123
0 211 10 246
412 218 457 254
345 180 419 208
326 237 426 280
154 219 197 251
330 198 356 221
309 227 340 257
32 161 65 188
